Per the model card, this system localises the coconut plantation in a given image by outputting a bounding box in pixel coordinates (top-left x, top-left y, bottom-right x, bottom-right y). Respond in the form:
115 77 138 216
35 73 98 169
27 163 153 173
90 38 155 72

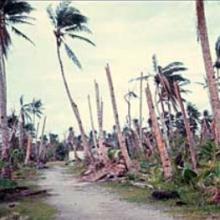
1 0 220 219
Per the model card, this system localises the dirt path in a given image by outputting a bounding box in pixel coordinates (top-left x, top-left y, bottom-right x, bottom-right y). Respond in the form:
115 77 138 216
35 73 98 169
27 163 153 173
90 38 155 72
38 165 211 220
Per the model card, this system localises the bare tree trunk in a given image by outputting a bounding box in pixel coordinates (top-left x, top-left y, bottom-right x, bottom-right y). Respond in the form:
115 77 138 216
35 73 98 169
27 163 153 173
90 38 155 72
94 81 109 163
56 41 93 163
196 0 220 145
88 95 98 150
155 87 171 151
174 82 197 170
19 112 25 149
0 17 10 178
105 64 132 170
145 84 172 179
38 116 46 164
139 72 143 144
24 134 32 165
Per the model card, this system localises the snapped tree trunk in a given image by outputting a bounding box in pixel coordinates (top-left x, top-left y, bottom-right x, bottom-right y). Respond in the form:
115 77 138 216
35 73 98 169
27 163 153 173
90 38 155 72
145 83 172 179
196 0 220 145
88 94 98 150
56 41 93 163
38 116 46 164
105 64 132 170
94 81 109 163
174 82 197 170
24 134 32 165
139 72 143 144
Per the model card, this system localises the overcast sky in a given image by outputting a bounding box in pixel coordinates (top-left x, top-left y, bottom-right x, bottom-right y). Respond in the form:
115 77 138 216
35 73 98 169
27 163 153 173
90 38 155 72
6 1 220 138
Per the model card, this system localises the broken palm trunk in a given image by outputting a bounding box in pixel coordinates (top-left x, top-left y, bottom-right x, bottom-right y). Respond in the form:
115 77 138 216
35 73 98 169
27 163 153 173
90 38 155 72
145 83 172 179
24 134 32 165
95 81 109 163
105 64 133 170
174 82 197 170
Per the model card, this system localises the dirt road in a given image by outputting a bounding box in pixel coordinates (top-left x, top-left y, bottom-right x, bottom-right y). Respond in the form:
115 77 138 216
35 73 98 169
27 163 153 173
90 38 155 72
38 166 213 220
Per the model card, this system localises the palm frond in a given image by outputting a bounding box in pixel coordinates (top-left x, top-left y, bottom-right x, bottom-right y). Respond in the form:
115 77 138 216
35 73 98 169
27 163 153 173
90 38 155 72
4 1 33 16
65 24 92 34
68 34 95 46
47 4 57 27
11 26 34 45
64 42 82 69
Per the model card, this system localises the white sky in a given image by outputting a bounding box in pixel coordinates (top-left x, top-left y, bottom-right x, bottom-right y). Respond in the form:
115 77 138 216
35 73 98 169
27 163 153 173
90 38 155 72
6 1 220 138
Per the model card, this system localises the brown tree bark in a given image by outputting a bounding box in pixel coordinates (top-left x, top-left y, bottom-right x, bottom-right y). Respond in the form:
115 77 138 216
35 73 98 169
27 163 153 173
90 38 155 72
87 94 98 150
196 0 220 145
174 82 197 170
105 64 132 170
56 41 93 163
0 12 10 178
94 81 109 163
24 134 32 165
145 83 172 179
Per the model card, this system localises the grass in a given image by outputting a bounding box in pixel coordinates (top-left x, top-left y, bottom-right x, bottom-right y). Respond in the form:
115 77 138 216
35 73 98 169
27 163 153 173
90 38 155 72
100 180 220 219
0 166 57 220
0 198 56 220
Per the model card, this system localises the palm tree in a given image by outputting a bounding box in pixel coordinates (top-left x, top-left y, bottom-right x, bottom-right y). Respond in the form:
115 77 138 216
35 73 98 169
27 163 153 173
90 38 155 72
0 0 34 178
47 1 95 163
186 102 200 136
30 98 43 131
196 0 220 145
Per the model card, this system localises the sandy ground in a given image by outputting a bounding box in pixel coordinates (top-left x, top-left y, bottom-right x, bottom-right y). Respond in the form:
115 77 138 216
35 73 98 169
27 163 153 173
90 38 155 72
38 166 216 220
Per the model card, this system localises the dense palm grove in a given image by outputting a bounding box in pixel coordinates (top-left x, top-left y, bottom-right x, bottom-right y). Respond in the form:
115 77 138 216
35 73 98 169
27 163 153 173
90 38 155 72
1 0 220 211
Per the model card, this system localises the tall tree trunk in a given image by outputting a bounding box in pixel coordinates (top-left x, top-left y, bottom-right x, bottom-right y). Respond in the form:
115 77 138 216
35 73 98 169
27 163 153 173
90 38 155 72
105 64 132 170
145 83 172 179
174 82 197 170
24 134 32 165
0 16 10 178
56 41 93 163
155 86 171 151
139 72 143 144
19 112 25 149
38 116 46 164
94 81 109 163
87 95 98 150
196 0 220 145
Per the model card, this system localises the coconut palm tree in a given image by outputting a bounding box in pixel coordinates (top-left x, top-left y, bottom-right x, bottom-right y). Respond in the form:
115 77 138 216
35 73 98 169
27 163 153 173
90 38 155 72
196 0 220 145
47 1 95 163
0 0 34 178
30 98 43 130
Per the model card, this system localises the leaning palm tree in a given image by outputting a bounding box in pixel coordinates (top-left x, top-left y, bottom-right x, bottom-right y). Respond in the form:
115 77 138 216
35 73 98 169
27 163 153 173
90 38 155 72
0 0 34 178
47 1 95 163
196 0 220 145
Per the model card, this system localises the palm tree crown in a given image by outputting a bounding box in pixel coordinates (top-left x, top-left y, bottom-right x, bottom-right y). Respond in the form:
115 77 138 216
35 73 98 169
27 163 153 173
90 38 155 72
0 0 34 58
47 0 95 69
